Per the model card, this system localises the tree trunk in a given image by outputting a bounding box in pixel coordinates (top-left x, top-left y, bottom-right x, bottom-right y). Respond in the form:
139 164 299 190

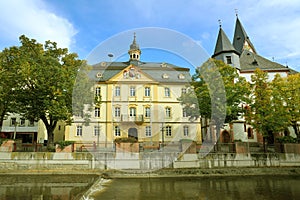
263 137 266 153
0 110 6 137
40 115 57 145
292 122 299 142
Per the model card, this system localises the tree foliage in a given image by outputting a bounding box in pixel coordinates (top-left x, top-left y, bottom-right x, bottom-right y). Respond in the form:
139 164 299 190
285 73 300 139
0 47 20 133
179 59 250 140
245 69 300 149
2 35 85 144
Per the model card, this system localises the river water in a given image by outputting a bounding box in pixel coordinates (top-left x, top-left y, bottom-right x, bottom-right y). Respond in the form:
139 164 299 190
0 175 299 199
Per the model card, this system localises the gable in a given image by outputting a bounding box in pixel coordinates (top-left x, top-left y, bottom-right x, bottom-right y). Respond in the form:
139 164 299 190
108 65 158 83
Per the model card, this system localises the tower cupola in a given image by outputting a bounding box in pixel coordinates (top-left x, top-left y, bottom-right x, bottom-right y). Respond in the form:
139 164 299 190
128 33 141 61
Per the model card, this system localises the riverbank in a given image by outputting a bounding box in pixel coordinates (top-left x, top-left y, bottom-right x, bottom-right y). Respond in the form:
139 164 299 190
1 167 300 178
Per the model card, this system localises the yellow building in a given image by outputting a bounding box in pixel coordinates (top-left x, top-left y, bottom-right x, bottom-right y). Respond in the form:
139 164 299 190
65 34 201 146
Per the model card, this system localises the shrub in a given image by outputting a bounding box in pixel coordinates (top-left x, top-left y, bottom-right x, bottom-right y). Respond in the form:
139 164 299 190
114 137 137 143
276 136 297 144
55 141 75 150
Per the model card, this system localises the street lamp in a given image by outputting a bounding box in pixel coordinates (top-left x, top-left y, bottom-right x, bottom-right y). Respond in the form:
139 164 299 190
160 123 165 150
13 121 19 140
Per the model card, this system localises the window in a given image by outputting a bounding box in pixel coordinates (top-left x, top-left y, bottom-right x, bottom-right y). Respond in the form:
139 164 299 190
226 56 232 64
145 107 151 118
130 86 136 96
247 127 253 139
129 107 136 117
181 88 187 94
164 87 170 97
20 118 25 126
183 126 189 136
94 126 100 136
76 126 82 136
165 107 171 118
145 87 151 96
28 119 34 127
114 126 121 136
95 107 100 118
145 126 152 137
10 118 16 126
115 86 120 96
166 126 172 136
95 87 101 96
183 108 188 117
115 107 121 117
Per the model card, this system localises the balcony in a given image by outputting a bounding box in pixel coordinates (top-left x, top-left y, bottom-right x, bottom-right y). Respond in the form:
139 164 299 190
121 115 144 124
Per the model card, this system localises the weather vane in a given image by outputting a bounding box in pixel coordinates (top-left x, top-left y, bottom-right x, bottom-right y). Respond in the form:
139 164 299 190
235 8 238 17
218 19 222 28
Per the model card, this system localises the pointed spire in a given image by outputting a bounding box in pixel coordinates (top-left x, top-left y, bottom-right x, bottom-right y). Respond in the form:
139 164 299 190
233 16 257 54
213 23 238 57
130 32 140 50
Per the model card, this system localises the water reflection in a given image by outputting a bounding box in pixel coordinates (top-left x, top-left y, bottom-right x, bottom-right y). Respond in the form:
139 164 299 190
0 175 98 200
94 176 300 200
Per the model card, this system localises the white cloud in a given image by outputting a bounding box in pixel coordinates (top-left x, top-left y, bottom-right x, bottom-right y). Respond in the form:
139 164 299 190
0 0 77 49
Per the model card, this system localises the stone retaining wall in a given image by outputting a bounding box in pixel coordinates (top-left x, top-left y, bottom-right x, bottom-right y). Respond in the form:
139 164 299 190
0 152 300 171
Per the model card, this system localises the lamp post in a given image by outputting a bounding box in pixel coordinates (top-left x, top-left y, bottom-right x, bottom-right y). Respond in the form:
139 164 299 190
160 123 165 150
13 122 19 140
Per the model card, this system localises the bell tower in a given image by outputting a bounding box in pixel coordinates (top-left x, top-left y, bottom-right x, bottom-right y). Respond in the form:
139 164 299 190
128 33 141 61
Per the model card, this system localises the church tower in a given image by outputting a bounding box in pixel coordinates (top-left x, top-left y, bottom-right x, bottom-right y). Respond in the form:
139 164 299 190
233 16 257 54
128 33 141 61
212 23 241 69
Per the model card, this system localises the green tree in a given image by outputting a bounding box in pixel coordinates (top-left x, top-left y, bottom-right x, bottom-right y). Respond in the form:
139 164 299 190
0 47 20 135
270 74 290 134
285 73 300 140
246 69 290 151
12 35 83 144
179 59 250 141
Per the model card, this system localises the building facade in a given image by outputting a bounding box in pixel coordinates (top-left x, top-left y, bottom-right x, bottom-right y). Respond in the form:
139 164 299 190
65 34 202 146
212 16 298 143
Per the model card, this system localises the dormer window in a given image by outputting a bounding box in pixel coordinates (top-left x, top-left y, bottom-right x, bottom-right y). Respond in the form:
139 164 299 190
162 73 169 79
178 74 185 79
226 56 232 64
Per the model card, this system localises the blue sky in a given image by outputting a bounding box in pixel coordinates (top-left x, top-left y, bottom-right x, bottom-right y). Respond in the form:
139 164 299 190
0 0 300 72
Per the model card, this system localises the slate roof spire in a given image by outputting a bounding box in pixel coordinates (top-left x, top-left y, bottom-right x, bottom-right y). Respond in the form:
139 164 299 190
233 16 257 54
212 21 239 57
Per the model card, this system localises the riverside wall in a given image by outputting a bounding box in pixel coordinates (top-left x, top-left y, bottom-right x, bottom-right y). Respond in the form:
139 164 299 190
1 152 300 172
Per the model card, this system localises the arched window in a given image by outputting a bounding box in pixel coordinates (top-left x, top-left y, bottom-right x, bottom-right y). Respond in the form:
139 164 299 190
247 127 253 139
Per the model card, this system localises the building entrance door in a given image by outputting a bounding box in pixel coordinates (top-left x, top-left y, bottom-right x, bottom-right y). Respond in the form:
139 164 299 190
128 128 138 140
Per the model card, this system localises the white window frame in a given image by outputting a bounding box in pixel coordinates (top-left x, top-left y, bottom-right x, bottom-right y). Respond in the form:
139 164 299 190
115 126 121 136
95 87 101 96
129 107 136 117
95 107 100 118
130 86 136 96
164 87 170 97
145 107 151 118
76 126 83 136
166 126 172 136
115 107 121 117
94 126 100 136
145 87 151 96
145 126 152 137
115 86 120 96
165 107 171 118
183 126 189 136
183 108 188 117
